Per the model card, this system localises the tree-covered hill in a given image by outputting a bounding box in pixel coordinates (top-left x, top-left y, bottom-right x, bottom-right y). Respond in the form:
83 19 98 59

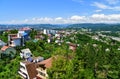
1 23 120 31
67 23 120 31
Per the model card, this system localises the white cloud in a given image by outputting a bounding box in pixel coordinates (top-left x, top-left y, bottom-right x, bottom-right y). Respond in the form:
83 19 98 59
92 2 109 9
70 15 85 20
55 17 63 20
90 14 120 23
92 2 120 11
1 14 120 24
95 10 102 12
106 0 120 4
24 19 29 23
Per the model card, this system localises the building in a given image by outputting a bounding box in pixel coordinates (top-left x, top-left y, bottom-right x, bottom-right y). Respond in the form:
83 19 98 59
18 30 30 41
8 27 31 47
18 57 53 79
32 56 44 63
18 61 37 79
8 34 22 47
26 56 44 63
43 29 47 35
43 29 57 35
0 46 16 58
69 43 77 52
0 40 6 47
19 27 32 34
36 57 52 79
20 48 33 59
92 36 99 40
35 35 44 40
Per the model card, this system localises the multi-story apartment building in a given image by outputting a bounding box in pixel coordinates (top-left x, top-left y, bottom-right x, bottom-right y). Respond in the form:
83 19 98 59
18 61 37 79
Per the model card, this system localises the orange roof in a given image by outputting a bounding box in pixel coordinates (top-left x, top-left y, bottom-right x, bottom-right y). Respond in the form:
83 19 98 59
9 34 18 38
19 27 31 31
69 43 77 47
37 57 52 68
1 46 9 51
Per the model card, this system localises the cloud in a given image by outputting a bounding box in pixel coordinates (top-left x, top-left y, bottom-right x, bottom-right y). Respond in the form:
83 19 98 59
1 14 120 24
95 10 102 12
106 0 120 4
72 0 83 3
70 15 85 20
92 2 109 9
55 17 63 20
92 2 120 11
90 14 120 23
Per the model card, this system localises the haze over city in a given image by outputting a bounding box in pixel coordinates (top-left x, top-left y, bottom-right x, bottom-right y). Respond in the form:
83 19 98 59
1 0 120 24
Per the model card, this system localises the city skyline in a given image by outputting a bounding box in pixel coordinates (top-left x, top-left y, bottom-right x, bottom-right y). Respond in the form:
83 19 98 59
0 0 120 24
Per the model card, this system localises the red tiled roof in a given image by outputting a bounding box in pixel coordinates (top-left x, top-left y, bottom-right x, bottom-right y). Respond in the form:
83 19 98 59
37 57 52 68
9 34 18 39
19 27 31 31
11 37 21 39
1 46 9 51
9 34 17 36
69 43 77 47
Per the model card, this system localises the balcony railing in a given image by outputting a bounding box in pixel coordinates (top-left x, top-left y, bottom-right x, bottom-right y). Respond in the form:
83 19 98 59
20 68 27 74
18 71 27 78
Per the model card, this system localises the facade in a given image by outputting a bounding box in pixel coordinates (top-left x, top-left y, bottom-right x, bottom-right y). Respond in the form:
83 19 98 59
19 27 32 34
8 34 23 47
18 61 37 79
0 40 6 47
35 35 44 40
20 48 32 59
0 46 16 58
33 56 44 63
18 57 52 79
43 29 57 35
8 27 31 47
18 30 30 41
36 57 52 79
69 43 77 52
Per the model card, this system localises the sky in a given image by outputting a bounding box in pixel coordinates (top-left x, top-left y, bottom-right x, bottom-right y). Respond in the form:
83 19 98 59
0 0 120 24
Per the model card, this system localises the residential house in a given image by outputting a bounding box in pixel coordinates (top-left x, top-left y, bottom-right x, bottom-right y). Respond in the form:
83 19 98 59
0 46 16 58
26 56 44 63
0 40 6 47
8 34 22 47
20 48 32 59
19 27 32 34
55 39 63 45
92 36 99 40
18 30 30 41
47 36 53 43
36 57 52 79
69 43 77 52
18 61 37 79
35 35 44 40
8 27 31 47
33 56 44 63
43 29 57 35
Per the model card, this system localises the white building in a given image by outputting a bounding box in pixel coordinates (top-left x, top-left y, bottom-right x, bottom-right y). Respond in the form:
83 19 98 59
18 61 37 79
20 48 32 59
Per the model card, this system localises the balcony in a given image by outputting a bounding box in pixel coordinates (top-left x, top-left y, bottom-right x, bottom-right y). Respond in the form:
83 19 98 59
20 68 27 74
20 62 25 67
18 71 27 79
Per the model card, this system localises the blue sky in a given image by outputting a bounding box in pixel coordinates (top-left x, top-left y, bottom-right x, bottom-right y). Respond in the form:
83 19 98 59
0 0 120 24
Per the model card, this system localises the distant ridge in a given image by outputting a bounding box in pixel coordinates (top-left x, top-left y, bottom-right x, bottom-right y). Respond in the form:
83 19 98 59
0 23 120 31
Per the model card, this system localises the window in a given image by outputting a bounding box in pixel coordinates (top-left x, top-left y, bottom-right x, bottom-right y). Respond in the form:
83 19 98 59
26 53 30 56
39 71 46 77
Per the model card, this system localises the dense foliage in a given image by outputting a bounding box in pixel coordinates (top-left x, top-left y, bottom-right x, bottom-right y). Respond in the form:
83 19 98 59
48 33 120 79
1 29 120 79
